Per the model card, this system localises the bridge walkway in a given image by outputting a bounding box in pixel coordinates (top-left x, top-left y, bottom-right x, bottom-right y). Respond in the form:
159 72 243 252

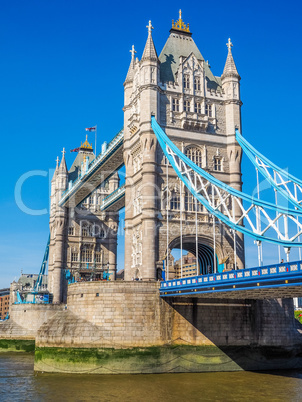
160 260 302 299
100 184 125 212
59 129 124 208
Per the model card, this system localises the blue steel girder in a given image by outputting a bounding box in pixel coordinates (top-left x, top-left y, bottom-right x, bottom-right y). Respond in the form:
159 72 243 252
151 117 302 247
160 260 302 299
236 129 302 211
59 129 124 208
33 235 50 292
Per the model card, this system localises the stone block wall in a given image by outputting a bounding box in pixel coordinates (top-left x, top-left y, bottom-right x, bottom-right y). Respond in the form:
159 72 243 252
0 304 61 340
35 282 302 350
33 282 302 374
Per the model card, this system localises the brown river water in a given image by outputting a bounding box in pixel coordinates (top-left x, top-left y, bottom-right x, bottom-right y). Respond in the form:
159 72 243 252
1 353 302 401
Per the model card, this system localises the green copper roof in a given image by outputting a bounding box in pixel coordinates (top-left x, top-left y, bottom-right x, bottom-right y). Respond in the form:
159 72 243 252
159 33 221 90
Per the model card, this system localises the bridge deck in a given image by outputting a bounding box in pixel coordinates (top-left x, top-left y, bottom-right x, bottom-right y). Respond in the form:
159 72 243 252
59 130 124 208
160 261 302 299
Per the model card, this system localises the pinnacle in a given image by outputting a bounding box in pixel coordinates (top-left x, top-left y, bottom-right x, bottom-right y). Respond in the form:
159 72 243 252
58 148 68 173
125 45 136 83
141 20 158 62
222 38 240 78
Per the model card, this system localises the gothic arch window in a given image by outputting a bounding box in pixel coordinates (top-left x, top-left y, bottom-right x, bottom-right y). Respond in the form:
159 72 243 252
214 157 222 172
172 98 179 112
194 76 201 91
185 147 203 168
81 245 93 263
184 100 191 112
68 225 74 235
194 102 201 114
185 189 203 212
183 74 190 89
205 104 212 117
71 251 78 262
170 189 180 210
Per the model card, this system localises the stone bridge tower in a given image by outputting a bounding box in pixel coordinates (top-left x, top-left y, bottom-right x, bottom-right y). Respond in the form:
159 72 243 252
123 12 244 281
48 139 120 303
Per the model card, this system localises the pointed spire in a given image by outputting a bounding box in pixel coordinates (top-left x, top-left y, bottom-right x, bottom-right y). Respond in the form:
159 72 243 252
141 20 158 62
51 156 60 182
125 45 137 83
222 38 240 78
58 147 67 173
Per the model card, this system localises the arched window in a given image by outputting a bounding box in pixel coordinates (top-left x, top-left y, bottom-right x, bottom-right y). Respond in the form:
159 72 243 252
185 147 203 168
183 74 190 89
185 189 203 212
170 190 180 210
81 245 93 262
194 77 201 91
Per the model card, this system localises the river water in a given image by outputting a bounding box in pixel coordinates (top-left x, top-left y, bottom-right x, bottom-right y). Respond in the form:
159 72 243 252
1 353 302 401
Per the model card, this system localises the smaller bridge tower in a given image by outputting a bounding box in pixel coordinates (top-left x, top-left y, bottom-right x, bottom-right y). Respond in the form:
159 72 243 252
48 138 119 303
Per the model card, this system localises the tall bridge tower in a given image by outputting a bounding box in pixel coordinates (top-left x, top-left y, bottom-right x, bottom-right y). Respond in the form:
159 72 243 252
123 12 244 281
48 139 120 303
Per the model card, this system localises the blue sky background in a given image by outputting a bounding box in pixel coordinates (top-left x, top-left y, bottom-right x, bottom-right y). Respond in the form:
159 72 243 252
0 0 302 287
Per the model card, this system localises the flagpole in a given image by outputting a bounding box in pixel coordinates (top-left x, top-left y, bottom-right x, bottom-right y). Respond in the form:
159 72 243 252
95 125 97 156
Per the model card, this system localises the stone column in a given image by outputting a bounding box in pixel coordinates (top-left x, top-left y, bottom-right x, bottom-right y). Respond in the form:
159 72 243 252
140 131 158 281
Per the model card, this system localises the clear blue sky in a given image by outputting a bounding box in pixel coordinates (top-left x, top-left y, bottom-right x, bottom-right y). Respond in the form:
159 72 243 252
1 0 302 287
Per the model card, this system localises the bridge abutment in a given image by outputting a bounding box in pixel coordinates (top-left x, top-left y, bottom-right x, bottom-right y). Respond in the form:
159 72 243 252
28 282 302 373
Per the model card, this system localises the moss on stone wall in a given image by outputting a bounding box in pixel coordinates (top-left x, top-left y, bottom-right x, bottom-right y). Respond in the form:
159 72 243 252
34 345 243 374
0 339 35 352
34 344 302 374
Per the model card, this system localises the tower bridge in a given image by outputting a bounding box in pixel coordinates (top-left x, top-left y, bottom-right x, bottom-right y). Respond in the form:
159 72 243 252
5 11 302 375
41 10 302 304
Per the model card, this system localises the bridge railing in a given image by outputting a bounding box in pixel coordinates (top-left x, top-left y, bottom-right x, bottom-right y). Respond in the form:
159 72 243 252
160 260 302 291
60 129 124 204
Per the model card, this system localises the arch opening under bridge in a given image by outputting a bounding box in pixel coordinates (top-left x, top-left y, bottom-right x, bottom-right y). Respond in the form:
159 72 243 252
169 236 225 276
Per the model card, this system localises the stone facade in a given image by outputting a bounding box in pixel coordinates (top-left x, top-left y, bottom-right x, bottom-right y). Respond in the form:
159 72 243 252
0 303 61 340
48 140 120 304
123 15 244 282
33 282 302 373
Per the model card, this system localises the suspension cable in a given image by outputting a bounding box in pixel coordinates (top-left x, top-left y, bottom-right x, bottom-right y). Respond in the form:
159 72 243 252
166 156 169 281
294 184 302 260
180 179 183 278
194 174 199 275
232 196 237 270
274 171 281 262
256 168 263 266
212 189 216 273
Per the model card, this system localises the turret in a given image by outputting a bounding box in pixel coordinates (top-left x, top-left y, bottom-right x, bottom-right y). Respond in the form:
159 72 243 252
56 148 68 202
109 172 120 193
49 148 68 304
222 39 244 268
221 38 241 134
